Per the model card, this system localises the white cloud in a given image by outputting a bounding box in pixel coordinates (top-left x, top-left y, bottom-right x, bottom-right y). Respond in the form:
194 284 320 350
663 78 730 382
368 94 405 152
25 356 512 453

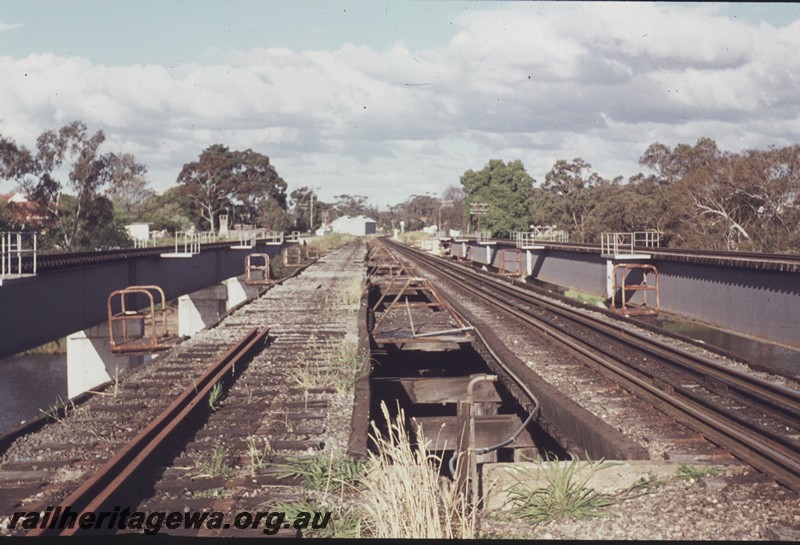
1 3 799 206
0 22 25 32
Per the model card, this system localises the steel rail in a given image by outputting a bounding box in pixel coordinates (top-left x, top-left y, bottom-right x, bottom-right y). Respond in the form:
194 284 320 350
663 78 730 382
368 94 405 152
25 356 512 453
28 326 270 537
454 263 800 429
385 239 800 492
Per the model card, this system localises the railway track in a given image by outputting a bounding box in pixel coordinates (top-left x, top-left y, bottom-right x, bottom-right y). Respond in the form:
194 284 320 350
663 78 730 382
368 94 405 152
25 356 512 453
0 240 367 537
382 238 800 493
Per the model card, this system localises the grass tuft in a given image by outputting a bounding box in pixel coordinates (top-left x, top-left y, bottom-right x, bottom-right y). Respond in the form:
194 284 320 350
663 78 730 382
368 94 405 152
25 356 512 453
289 339 370 395
245 435 271 476
278 451 369 491
208 382 223 411
358 401 476 539
337 275 365 306
507 457 658 525
194 445 236 478
676 463 723 480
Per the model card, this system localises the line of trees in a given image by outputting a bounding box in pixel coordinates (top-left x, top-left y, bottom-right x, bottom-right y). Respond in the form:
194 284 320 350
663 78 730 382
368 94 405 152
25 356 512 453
463 140 800 254
0 122 400 251
2 121 798 254
0 122 298 251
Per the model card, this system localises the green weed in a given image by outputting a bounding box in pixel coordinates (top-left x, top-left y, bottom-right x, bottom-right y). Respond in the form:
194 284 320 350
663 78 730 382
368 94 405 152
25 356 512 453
507 458 655 524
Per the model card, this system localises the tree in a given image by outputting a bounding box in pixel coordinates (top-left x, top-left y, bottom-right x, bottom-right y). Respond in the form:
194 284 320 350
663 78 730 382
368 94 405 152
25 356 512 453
333 194 378 219
68 195 132 250
257 198 291 231
177 145 289 232
231 149 287 228
633 138 800 252
105 153 154 219
290 186 318 232
440 185 465 233
0 121 130 251
176 144 237 232
534 158 604 242
733 146 800 252
402 194 439 231
379 194 441 232
583 177 669 243
138 187 195 234
0 198 20 231
460 159 534 237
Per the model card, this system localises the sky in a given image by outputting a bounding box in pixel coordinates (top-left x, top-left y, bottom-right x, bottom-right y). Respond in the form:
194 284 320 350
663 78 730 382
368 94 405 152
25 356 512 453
1 1 800 209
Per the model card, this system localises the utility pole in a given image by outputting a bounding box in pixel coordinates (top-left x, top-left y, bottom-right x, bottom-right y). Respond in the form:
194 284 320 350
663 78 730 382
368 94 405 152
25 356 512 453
299 203 310 231
439 200 453 234
310 186 320 233
470 202 488 233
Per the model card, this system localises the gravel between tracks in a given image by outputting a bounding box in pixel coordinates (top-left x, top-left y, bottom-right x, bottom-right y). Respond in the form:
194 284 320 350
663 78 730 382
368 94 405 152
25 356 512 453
418 258 800 541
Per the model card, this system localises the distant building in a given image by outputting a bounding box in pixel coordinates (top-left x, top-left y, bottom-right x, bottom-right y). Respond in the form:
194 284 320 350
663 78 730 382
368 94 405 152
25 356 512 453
315 222 332 237
0 192 45 227
330 215 377 236
125 222 150 242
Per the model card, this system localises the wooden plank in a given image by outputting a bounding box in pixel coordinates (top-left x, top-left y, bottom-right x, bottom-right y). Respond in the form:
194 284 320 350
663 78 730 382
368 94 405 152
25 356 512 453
411 414 536 448
390 376 503 404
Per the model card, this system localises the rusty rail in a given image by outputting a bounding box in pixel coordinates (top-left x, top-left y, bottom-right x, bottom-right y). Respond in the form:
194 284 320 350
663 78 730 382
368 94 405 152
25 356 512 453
29 327 270 537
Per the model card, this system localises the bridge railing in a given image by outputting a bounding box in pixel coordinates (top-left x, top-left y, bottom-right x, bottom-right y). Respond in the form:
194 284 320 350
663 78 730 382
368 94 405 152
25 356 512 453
174 231 201 255
601 231 661 256
633 230 661 248
530 225 570 242
133 237 157 248
514 232 534 248
198 231 217 244
1 231 36 279
262 231 284 245
231 230 257 249
514 229 569 248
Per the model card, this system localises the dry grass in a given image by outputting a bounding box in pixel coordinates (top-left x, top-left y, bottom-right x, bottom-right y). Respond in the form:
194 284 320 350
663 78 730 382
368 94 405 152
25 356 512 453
358 401 477 539
290 339 369 395
337 275 365 306
316 233 355 253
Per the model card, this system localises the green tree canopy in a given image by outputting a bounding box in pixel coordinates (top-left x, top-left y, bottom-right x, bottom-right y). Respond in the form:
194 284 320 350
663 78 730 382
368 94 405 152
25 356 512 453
232 148 287 228
177 145 288 232
0 121 141 251
460 159 534 237
333 194 378 219
138 187 195 234
533 158 607 243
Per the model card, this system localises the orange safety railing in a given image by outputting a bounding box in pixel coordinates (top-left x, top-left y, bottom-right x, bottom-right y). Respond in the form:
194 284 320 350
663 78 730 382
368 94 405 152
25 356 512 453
611 264 659 316
108 285 175 353
245 253 271 285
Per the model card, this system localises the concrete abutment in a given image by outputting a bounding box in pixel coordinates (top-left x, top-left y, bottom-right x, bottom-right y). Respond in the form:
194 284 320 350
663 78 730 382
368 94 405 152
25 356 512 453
67 274 261 398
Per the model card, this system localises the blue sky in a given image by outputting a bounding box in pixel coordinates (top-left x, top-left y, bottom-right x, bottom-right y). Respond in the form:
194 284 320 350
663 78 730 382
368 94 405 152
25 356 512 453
1 1 472 64
2 1 800 208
